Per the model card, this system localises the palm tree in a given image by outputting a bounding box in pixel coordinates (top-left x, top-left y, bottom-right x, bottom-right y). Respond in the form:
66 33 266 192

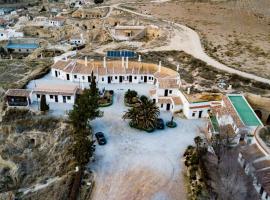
123 96 159 130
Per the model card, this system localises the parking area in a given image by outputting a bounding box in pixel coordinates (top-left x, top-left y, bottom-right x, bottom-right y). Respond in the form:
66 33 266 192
89 86 205 200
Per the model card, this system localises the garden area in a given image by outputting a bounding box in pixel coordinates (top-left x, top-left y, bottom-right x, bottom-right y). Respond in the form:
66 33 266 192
123 89 177 132
124 89 139 107
98 90 114 107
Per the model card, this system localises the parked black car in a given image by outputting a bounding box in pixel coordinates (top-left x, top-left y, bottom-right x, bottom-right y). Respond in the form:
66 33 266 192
95 132 107 145
156 118 165 129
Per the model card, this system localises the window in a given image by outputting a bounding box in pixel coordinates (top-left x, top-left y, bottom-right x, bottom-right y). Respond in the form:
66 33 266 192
148 76 151 80
82 76 85 80
141 76 143 80
161 104 163 108
115 76 117 79
134 76 137 79
102 77 104 81
50 95 53 99
67 96 71 100
192 112 196 117
74 75 77 79
169 90 172 94
0 34 3 36
19 49 21 52
37 94 40 98
26 49 29 52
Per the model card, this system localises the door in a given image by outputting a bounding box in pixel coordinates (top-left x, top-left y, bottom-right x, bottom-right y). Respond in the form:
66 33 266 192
144 76 147 83
166 103 170 111
129 75 132 83
199 110 203 118
55 70 58 77
63 96 66 103
88 76 91 83
66 74 70 80
55 95 58 103
164 89 168 96
108 76 111 84
119 76 123 83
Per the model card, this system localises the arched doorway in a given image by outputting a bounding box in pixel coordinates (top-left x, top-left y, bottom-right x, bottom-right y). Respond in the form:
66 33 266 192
255 110 262 119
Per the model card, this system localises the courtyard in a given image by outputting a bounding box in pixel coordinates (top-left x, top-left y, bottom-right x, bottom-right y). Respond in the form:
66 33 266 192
88 86 205 200
26 73 206 199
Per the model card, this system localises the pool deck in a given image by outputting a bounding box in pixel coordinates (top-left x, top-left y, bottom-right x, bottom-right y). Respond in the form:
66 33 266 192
227 94 262 127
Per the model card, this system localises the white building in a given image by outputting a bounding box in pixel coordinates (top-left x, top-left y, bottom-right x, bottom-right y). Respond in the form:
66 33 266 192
69 34 85 45
0 30 8 40
49 17 65 27
32 16 49 26
51 57 223 118
32 84 78 104
0 29 24 41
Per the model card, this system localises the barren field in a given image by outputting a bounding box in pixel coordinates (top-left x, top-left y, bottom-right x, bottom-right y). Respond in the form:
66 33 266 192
130 0 270 79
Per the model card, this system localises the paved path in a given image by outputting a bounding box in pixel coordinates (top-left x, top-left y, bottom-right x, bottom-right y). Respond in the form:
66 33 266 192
98 3 270 85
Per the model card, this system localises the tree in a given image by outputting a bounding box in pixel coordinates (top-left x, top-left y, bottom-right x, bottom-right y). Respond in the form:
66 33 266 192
123 96 159 130
40 95 49 111
71 129 95 167
69 71 100 130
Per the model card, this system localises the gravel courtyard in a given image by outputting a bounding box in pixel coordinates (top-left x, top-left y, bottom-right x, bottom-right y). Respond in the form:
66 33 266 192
89 85 206 200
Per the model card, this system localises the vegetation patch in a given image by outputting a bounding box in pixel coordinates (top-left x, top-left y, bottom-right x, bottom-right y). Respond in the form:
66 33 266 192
98 90 113 107
124 89 139 107
123 95 159 132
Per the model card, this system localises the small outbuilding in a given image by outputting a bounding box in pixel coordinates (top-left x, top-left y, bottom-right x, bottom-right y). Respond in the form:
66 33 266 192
5 89 31 107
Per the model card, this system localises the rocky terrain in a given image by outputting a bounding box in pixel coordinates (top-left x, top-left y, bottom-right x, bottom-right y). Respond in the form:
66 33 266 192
132 0 270 79
0 109 75 200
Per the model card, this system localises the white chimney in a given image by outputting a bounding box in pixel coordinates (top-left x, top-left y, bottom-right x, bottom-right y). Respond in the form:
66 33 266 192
138 55 141 62
103 57 106 68
187 87 191 95
85 56 87 66
126 57 129 69
176 64 179 71
158 61 161 72
122 57 125 68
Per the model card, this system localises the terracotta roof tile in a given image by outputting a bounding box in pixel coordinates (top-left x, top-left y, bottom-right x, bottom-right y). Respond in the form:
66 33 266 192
5 89 30 97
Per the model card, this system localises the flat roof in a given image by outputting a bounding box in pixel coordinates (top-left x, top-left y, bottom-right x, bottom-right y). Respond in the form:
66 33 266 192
184 92 223 103
228 95 262 127
6 43 39 49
